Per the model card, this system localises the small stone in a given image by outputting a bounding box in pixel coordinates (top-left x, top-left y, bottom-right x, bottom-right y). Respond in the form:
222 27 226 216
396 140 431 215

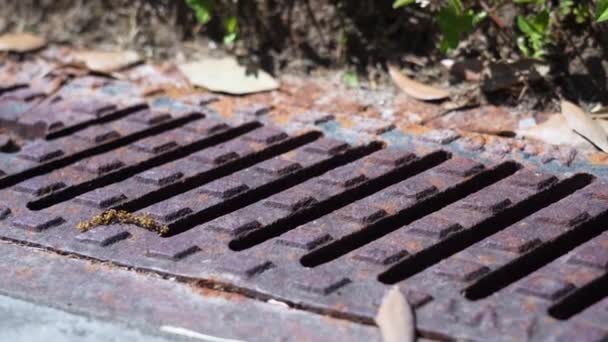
420 129 460 145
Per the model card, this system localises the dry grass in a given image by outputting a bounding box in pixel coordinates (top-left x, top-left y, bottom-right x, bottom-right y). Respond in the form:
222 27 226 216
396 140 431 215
77 209 169 235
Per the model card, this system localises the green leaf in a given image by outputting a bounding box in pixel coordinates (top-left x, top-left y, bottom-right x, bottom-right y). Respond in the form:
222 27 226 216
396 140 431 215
223 32 237 44
529 10 550 34
517 15 535 37
516 11 551 60
597 0 608 22
343 71 359 88
513 0 545 4
392 0 415 8
447 0 464 15
186 0 214 25
223 16 238 44
517 36 531 57
472 11 488 26
437 2 484 54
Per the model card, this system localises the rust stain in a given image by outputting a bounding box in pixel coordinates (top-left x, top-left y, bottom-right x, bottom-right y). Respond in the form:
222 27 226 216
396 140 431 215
14 267 34 280
191 283 247 303
84 262 99 273
399 124 432 135
588 152 608 165
99 291 115 306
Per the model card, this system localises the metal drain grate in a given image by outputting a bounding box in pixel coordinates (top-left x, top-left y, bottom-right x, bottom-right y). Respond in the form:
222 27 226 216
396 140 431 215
1 87 608 341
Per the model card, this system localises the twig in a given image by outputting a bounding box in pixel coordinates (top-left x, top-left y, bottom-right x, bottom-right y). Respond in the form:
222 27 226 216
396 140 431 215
304 0 327 47
479 0 514 45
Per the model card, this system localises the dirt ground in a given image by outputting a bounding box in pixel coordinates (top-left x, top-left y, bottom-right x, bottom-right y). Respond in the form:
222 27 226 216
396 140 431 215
3 0 607 113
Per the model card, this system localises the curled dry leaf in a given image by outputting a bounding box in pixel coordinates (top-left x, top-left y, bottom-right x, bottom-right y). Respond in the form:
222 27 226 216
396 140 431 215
561 100 608 152
388 65 450 102
0 33 46 53
178 57 279 95
375 286 416 342
517 114 594 150
72 50 142 73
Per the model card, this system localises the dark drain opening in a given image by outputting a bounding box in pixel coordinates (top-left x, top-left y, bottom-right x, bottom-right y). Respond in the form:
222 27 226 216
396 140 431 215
464 200 606 301
229 150 451 251
115 132 330 222
548 273 608 320
0 113 205 190
45 103 148 140
161 141 381 237
300 161 521 268
27 123 320 210
378 173 594 285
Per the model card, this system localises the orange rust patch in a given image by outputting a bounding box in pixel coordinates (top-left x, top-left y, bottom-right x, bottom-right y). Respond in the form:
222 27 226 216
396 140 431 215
99 291 115 306
335 115 355 129
84 262 99 273
210 97 234 118
191 283 247 302
14 267 34 280
399 123 432 135
589 152 608 165
477 254 498 265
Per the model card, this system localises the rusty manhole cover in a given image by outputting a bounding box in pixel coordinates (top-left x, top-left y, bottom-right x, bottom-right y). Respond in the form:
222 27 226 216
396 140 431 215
1 79 608 341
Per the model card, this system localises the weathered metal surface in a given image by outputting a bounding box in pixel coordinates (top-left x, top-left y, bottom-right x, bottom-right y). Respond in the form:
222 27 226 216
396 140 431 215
1 64 608 341
0 241 380 342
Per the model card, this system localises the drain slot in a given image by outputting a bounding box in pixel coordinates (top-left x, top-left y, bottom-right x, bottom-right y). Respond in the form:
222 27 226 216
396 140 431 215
162 142 380 237
300 161 520 268
27 122 263 210
112 132 337 216
548 273 608 320
378 173 594 284
464 200 606 300
45 103 148 140
229 150 450 251
0 113 205 190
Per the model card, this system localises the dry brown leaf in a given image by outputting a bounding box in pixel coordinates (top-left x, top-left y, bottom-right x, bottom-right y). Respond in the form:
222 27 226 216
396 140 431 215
178 58 279 95
0 33 46 52
517 115 593 149
388 65 449 101
72 50 141 73
561 100 608 152
375 286 416 342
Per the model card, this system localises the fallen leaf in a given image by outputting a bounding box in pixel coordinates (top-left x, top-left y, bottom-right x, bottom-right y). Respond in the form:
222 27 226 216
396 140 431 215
388 65 449 101
517 114 596 150
590 104 608 116
178 58 279 95
0 33 46 52
561 100 608 152
596 120 608 133
375 286 416 342
72 50 142 73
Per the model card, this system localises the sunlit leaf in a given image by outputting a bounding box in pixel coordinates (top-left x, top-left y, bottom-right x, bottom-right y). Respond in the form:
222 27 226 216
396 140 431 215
223 16 238 44
597 0 608 22
561 100 608 152
179 57 279 95
186 0 214 25
375 287 416 342
0 33 46 52
393 0 415 8
388 65 450 101
343 71 359 88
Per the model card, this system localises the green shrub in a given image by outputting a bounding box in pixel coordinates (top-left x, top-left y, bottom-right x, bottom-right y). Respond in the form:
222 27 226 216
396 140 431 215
185 0 238 44
393 0 608 59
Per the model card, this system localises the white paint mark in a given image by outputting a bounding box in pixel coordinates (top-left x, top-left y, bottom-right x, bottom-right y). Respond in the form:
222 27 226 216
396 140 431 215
267 299 290 309
160 326 246 342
